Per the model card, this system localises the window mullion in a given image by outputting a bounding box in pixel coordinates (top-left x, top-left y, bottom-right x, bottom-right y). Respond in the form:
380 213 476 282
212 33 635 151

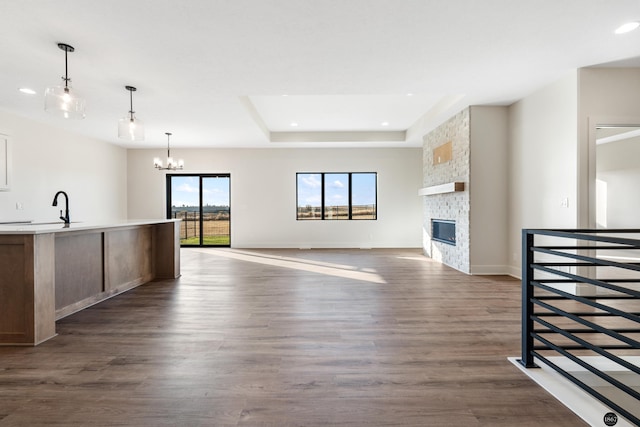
348 173 353 220
321 173 325 220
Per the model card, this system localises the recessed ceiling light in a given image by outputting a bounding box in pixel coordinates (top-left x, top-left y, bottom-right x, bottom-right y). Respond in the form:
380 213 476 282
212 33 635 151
615 21 640 34
19 87 37 95
290 122 298 127
406 93 414 97
381 121 390 126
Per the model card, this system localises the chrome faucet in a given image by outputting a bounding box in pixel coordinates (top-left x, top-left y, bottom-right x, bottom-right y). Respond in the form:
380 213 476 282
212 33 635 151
52 191 70 224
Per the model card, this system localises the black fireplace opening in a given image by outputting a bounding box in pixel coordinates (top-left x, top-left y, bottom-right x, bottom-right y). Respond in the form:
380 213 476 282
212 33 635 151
432 219 456 246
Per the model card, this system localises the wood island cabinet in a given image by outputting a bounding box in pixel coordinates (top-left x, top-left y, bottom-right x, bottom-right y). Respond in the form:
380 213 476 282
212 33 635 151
0 220 180 345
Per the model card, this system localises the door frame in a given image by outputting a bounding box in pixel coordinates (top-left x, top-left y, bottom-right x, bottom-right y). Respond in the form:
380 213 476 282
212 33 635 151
166 173 231 247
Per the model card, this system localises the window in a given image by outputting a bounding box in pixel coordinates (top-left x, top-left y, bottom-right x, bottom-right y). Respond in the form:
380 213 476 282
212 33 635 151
167 174 231 246
296 172 377 220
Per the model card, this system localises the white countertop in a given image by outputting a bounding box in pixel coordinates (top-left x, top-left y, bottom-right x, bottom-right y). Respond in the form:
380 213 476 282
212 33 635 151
0 219 180 235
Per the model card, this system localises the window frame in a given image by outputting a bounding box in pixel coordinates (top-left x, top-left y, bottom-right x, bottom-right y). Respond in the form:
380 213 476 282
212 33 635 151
166 173 231 247
296 172 377 221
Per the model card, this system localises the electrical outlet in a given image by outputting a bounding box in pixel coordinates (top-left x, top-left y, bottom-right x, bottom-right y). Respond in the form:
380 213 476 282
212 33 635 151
16 202 23 210
561 197 569 208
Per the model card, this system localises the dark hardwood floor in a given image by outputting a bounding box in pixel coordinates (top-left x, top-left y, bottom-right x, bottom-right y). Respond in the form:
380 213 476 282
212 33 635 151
0 248 587 426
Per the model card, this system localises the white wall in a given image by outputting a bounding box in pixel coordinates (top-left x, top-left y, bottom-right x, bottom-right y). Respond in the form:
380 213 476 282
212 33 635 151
127 147 423 248
469 106 509 274
0 110 127 223
578 68 640 229
596 137 640 228
507 71 579 278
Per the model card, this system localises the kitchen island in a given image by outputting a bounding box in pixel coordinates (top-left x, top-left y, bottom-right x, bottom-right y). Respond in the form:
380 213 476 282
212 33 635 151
0 219 180 345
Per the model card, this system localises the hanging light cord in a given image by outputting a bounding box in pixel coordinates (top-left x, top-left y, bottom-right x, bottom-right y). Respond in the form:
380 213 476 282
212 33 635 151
63 48 69 88
166 132 172 158
124 86 137 122
129 89 135 121
58 43 74 90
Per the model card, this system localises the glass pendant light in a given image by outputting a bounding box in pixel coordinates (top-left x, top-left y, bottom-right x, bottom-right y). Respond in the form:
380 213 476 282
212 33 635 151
44 43 86 119
118 86 145 141
154 132 184 170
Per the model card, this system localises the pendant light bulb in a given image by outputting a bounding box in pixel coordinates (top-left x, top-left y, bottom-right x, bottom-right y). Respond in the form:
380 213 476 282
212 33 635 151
118 85 145 141
44 43 86 119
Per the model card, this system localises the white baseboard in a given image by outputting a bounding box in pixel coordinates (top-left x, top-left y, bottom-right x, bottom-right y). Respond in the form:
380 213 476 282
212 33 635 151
507 265 521 279
469 264 510 275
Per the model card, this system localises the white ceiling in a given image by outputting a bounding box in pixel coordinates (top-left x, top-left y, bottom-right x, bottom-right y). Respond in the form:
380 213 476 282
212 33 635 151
1 0 640 149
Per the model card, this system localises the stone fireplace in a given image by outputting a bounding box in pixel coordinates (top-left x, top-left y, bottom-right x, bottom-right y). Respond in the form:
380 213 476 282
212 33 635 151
421 106 508 275
422 107 470 272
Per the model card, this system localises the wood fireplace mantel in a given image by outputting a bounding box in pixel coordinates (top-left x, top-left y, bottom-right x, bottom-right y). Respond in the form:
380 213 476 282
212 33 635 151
418 182 465 196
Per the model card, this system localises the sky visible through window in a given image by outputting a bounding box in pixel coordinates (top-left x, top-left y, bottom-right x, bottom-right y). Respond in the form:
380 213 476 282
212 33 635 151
351 173 376 206
297 173 322 207
324 173 348 207
297 173 376 208
171 176 230 207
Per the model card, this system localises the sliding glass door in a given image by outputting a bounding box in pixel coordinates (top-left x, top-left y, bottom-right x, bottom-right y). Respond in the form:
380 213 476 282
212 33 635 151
167 174 230 247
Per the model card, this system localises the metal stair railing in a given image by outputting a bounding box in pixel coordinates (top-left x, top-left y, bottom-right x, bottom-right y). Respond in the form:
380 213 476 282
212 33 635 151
520 229 640 426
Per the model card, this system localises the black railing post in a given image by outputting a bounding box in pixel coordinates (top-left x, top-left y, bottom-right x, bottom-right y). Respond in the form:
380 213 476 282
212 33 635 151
520 229 537 368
